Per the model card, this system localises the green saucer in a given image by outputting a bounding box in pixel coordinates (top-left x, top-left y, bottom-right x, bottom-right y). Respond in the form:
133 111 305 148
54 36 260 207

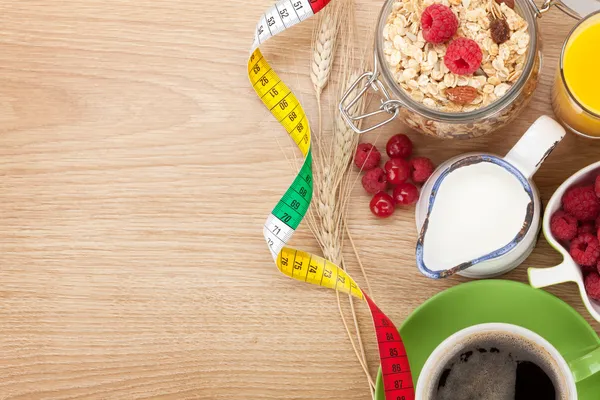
375 280 600 399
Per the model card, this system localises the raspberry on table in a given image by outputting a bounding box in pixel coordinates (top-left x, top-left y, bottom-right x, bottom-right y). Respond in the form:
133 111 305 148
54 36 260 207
385 158 411 185
410 157 435 184
354 143 381 171
578 222 596 237
362 167 388 195
444 38 483 75
562 185 600 221
392 182 419 206
595 175 600 198
570 233 600 268
550 211 578 241
421 4 458 44
386 134 413 159
584 272 600 301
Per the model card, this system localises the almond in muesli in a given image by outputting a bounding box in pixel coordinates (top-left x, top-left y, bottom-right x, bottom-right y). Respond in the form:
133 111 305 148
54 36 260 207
445 86 479 105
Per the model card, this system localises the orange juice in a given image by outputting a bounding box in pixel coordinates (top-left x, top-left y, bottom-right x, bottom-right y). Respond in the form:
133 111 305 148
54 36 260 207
552 12 600 137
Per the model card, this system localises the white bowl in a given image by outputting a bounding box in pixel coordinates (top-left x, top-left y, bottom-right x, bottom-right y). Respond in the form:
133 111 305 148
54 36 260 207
528 161 600 323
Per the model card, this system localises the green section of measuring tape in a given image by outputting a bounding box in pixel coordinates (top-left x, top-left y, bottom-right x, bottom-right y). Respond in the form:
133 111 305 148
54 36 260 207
272 152 313 229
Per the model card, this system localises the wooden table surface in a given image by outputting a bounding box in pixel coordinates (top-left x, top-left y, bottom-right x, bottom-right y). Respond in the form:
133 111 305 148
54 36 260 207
0 1 599 399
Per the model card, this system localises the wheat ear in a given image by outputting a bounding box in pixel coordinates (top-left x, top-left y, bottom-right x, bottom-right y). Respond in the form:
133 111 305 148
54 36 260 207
311 4 339 139
311 9 337 97
330 7 378 392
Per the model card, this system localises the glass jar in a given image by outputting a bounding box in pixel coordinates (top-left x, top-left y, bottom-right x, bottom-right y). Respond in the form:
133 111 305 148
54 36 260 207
552 10 600 138
339 0 600 139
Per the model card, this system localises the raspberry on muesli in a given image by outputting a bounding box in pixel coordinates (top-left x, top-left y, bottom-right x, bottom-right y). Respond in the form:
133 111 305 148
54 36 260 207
444 38 483 75
421 4 458 44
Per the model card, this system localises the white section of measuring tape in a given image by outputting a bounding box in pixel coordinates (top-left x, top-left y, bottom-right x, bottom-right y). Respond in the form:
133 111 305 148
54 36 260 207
251 0 314 51
264 214 295 259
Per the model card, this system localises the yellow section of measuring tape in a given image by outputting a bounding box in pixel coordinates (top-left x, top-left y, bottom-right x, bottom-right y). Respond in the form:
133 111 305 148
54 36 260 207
277 247 364 300
249 49 310 156
249 48 362 301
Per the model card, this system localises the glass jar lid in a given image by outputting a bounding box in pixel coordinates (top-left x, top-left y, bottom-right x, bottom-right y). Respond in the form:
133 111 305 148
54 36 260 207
551 0 600 19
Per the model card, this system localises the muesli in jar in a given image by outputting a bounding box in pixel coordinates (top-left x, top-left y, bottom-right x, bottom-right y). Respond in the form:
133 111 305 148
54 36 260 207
382 0 531 113
339 0 543 139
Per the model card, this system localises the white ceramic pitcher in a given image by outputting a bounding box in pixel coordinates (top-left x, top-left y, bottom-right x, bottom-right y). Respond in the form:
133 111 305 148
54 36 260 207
415 116 566 279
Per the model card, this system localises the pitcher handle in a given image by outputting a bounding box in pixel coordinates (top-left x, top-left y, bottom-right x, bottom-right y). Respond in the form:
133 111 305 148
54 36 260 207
569 346 600 382
504 116 566 179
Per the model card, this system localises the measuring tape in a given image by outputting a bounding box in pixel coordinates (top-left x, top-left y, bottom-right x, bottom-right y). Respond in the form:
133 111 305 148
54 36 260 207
248 1 415 399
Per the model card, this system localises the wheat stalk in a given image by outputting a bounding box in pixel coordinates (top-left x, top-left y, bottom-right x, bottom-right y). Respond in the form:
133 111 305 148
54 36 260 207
333 69 376 398
308 0 378 394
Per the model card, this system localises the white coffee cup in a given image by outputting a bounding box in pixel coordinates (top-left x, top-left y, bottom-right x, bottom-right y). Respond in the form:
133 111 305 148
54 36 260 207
415 323 579 399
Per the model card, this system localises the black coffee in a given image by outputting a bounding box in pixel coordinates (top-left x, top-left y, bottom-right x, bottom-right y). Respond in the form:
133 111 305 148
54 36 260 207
433 335 560 400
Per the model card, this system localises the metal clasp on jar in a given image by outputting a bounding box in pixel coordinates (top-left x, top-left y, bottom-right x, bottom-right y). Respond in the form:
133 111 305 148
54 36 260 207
339 55 403 134
527 0 589 19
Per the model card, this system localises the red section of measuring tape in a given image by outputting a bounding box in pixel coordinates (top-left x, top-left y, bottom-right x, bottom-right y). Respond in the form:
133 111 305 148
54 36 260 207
309 0 329 14
364 293 415 400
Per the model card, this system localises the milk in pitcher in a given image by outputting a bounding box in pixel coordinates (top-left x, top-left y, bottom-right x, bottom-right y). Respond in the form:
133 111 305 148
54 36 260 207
422 161 532 273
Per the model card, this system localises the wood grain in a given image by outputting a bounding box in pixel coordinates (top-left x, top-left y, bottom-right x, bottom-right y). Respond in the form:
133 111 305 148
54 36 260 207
0 1 598 399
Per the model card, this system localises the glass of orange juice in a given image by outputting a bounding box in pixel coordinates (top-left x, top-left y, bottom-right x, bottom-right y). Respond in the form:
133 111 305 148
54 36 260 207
552 10 600 138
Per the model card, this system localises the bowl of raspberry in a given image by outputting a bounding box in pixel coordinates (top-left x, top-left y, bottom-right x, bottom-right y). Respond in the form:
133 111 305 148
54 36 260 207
339 0 600 139
528 161 600 323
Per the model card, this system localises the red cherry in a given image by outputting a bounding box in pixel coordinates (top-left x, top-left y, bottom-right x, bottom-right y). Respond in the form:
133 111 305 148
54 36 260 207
384 158 411 185
392 183 420 205
369 192 395 218
386 134 413 159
